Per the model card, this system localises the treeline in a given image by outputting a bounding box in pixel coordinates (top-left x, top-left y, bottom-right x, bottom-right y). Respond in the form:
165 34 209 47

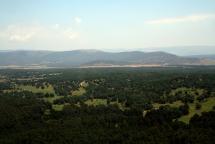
0 92 215 144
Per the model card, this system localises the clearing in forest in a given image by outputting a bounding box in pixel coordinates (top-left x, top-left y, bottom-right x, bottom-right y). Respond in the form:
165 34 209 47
71 81 88 96
72 87 86 96
151 87 215 123
17 84 56 94
179 97 215 123
84 98 126 110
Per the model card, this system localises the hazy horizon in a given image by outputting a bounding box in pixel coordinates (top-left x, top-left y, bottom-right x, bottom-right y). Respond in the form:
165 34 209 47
0 0 215 55
0 45 215 56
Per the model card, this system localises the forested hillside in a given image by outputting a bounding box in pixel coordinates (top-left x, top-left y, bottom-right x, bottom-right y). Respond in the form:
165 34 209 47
0 67 215 143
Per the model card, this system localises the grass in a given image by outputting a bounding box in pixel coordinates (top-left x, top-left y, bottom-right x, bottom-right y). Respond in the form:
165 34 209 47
17 84 56 95
169 87 205 97
71 81 88 96
52 105 64 111
52 104 70 111
80 81 89 87
152 98 215 124
17 84 65 105
72 87 86 96
152 87 215 123
110 101 127 111
13 83 71 112
179 103 200 123
201 97 215 112
179 97 215 123
3 89 20 93
43 95 64 103
153 101 183 109
85 99 107 106
44 109 51 115
84 98 126 110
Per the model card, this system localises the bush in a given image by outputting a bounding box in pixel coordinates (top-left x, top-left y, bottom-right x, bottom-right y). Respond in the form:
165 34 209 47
195 103 202 110
179 104 189 115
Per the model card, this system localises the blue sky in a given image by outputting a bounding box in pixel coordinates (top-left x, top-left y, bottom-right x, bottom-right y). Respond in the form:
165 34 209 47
0 0 215 55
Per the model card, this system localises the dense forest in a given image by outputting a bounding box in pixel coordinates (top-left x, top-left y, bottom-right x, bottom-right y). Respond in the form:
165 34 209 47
0 66 215 144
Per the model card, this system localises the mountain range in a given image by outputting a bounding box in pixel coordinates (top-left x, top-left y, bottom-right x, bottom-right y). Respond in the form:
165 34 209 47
0 50 214 68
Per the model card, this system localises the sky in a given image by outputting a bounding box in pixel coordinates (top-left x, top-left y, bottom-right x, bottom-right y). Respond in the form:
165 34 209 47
0 0 215 55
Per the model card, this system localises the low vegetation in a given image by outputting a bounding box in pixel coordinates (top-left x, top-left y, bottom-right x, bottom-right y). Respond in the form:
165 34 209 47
17 84 55 94
72 87 86 96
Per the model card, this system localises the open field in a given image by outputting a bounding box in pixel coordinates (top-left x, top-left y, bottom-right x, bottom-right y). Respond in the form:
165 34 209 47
72 87 86 96
84 98 126 110
153 101 184 109
153 87 215 123
43 95 64 103
179 97 215 123
17 84 56 94
153 96 215 123
169 87 205 97
52 103 70 111
71 81 88 96
84 99 107 106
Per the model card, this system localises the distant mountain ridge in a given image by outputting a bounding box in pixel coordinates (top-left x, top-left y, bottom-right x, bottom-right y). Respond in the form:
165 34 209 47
187 55 215 60
0 50 212 68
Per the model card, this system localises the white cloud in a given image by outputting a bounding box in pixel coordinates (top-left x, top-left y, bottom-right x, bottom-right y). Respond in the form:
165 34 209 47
68 33 79 40
145 14 215 25
74 17 82 24
64 28 79 40
0 23 82 43
9 33 35 42
0 25 41 42
52 24 60 29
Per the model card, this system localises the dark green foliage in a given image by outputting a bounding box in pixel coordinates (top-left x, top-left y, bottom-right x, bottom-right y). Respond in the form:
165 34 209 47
179 104 189 115
0 67 215 143
195 103 202 110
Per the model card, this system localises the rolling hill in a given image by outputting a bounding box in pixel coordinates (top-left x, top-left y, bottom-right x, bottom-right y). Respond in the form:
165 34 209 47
0 50 207 68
